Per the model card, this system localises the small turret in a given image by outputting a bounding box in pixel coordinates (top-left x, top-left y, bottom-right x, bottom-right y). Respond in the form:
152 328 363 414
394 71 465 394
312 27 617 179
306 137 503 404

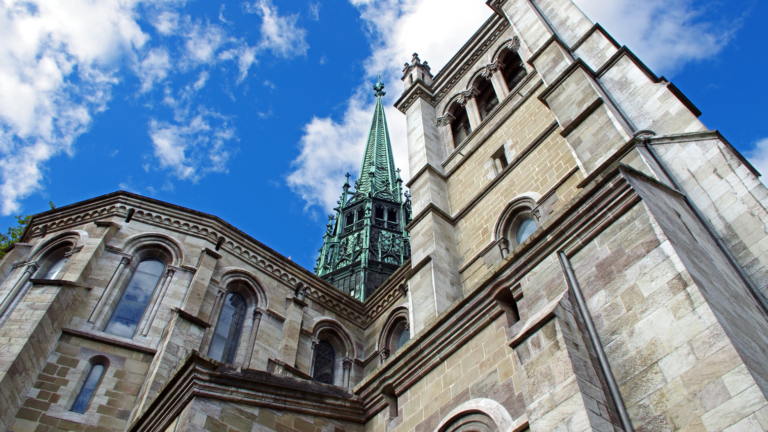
402 53 433 91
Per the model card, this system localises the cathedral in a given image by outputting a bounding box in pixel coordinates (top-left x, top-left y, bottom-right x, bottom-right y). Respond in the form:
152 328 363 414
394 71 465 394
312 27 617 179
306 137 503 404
2 0 768 431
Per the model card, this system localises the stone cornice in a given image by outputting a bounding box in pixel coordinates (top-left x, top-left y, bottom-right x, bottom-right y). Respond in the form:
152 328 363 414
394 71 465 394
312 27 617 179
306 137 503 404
394 80 435 114
128 352 364 432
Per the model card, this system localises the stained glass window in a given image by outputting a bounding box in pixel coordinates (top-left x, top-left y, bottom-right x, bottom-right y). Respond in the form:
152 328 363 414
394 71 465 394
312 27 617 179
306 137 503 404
313 341 335 384
105 258 165 338
208 292 247 364
71 362 105 413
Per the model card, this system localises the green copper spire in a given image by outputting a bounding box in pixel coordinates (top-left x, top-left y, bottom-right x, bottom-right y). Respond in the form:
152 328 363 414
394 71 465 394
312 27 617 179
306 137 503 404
314 78 412 302
355 77 399 197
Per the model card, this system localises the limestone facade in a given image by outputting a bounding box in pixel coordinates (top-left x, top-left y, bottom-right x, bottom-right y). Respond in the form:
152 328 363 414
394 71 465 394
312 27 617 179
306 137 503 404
2 0 768 431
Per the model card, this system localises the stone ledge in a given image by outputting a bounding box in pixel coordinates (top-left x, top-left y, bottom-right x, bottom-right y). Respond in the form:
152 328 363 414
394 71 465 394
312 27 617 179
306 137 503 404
62 328 157 355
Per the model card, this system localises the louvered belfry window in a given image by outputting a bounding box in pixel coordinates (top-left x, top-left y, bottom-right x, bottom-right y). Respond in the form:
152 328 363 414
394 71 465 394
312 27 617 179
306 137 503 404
313 341 336 384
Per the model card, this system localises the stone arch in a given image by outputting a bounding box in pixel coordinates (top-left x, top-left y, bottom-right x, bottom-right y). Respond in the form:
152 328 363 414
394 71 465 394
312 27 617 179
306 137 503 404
377 306 410 353
310 317 356 359
493 194 541 241
29 230 88 261
217 268 268 310
121 232 187 267
434 398 515 432
491 37 522 64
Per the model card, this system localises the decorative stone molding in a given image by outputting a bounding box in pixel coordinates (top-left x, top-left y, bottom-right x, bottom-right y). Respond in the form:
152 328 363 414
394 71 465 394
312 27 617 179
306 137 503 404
435 113 456 128
479 60 505 79
458 88 480 106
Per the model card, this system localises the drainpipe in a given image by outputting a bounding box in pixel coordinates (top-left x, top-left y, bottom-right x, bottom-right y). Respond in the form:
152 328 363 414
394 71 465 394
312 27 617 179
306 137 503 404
559 252 634 432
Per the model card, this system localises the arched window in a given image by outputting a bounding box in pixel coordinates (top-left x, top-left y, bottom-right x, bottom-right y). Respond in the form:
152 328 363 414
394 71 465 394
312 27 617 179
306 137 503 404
313 340 336 384
501 51 527 92
472 77 499 121
394 325 410 351
105 258 165 338
36 244 73 280
451 104 472 147
439 412 498 432
208 292 247 364
496 200 539 257
71 357 108 414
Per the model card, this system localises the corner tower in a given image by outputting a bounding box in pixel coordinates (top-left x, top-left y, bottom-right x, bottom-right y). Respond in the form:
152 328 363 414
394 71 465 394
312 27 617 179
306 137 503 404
315 79 411 301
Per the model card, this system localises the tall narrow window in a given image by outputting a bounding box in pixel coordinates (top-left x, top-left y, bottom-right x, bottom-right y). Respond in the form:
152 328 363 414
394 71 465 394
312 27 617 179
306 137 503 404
208 292 247 364
105 258 165 338
71 362 105 413
313 341 335 384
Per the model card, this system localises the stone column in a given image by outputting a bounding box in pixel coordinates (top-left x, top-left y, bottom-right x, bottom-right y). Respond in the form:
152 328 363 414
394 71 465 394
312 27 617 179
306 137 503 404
88 256 130 323
309 337 319 376
488 62 510 99
460 89 482 130
342 357 353 390
397 95 463 334
436 113 456 155
142 267 175 336
245 308 263 369
0 262 38 318
180 248 221 320
276 296 307 367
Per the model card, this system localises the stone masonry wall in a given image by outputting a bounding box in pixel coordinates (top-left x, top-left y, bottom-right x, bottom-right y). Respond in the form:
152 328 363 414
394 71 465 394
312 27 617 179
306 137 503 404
9 333 153 432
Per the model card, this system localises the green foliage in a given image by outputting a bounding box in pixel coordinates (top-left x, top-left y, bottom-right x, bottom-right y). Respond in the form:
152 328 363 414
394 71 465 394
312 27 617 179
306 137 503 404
0 201 56 260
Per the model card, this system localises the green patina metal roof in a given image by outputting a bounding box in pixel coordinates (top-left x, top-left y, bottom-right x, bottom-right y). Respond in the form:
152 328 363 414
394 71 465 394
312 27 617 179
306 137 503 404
314 78 412 302
355 78 399 196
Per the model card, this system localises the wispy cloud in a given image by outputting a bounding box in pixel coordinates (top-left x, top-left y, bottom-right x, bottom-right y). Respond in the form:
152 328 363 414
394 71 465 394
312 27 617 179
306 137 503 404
309 2 321 20
574 0 739 75
287 0 742 215
245 0 309 58
0 0 308 215
148 110 236 181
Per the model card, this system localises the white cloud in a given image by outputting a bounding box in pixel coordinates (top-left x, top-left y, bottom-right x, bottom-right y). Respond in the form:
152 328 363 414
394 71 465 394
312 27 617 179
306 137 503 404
288 0 740 215
573 0 737 74
136 48 171 92
148 110 235 181
245 0 309 58
747 138 768 185
0 0 154 215
309 2 321 21
0 0 308 215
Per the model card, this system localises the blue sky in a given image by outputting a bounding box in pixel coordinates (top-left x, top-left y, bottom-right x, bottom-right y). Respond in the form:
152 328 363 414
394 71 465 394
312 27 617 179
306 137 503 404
0 0 765 271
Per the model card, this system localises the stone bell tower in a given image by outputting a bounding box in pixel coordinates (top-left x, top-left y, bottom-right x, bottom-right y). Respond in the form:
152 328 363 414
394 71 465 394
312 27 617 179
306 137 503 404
315 79 411 302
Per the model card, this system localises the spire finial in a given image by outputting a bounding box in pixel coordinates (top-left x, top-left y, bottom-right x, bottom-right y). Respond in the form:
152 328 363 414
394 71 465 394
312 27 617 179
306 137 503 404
374 76 386 97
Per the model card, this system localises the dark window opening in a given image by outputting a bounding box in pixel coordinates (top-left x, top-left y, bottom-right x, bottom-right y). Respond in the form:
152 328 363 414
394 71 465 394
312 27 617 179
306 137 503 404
450 105 472 148
382 384 398 418
345 213 354 227
387 209 397 222
492 147 509 175
501 52 527 92
473 78 498 121
356 208 365 221
375 207 384 219
313 341 335 384
493 287 520 327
